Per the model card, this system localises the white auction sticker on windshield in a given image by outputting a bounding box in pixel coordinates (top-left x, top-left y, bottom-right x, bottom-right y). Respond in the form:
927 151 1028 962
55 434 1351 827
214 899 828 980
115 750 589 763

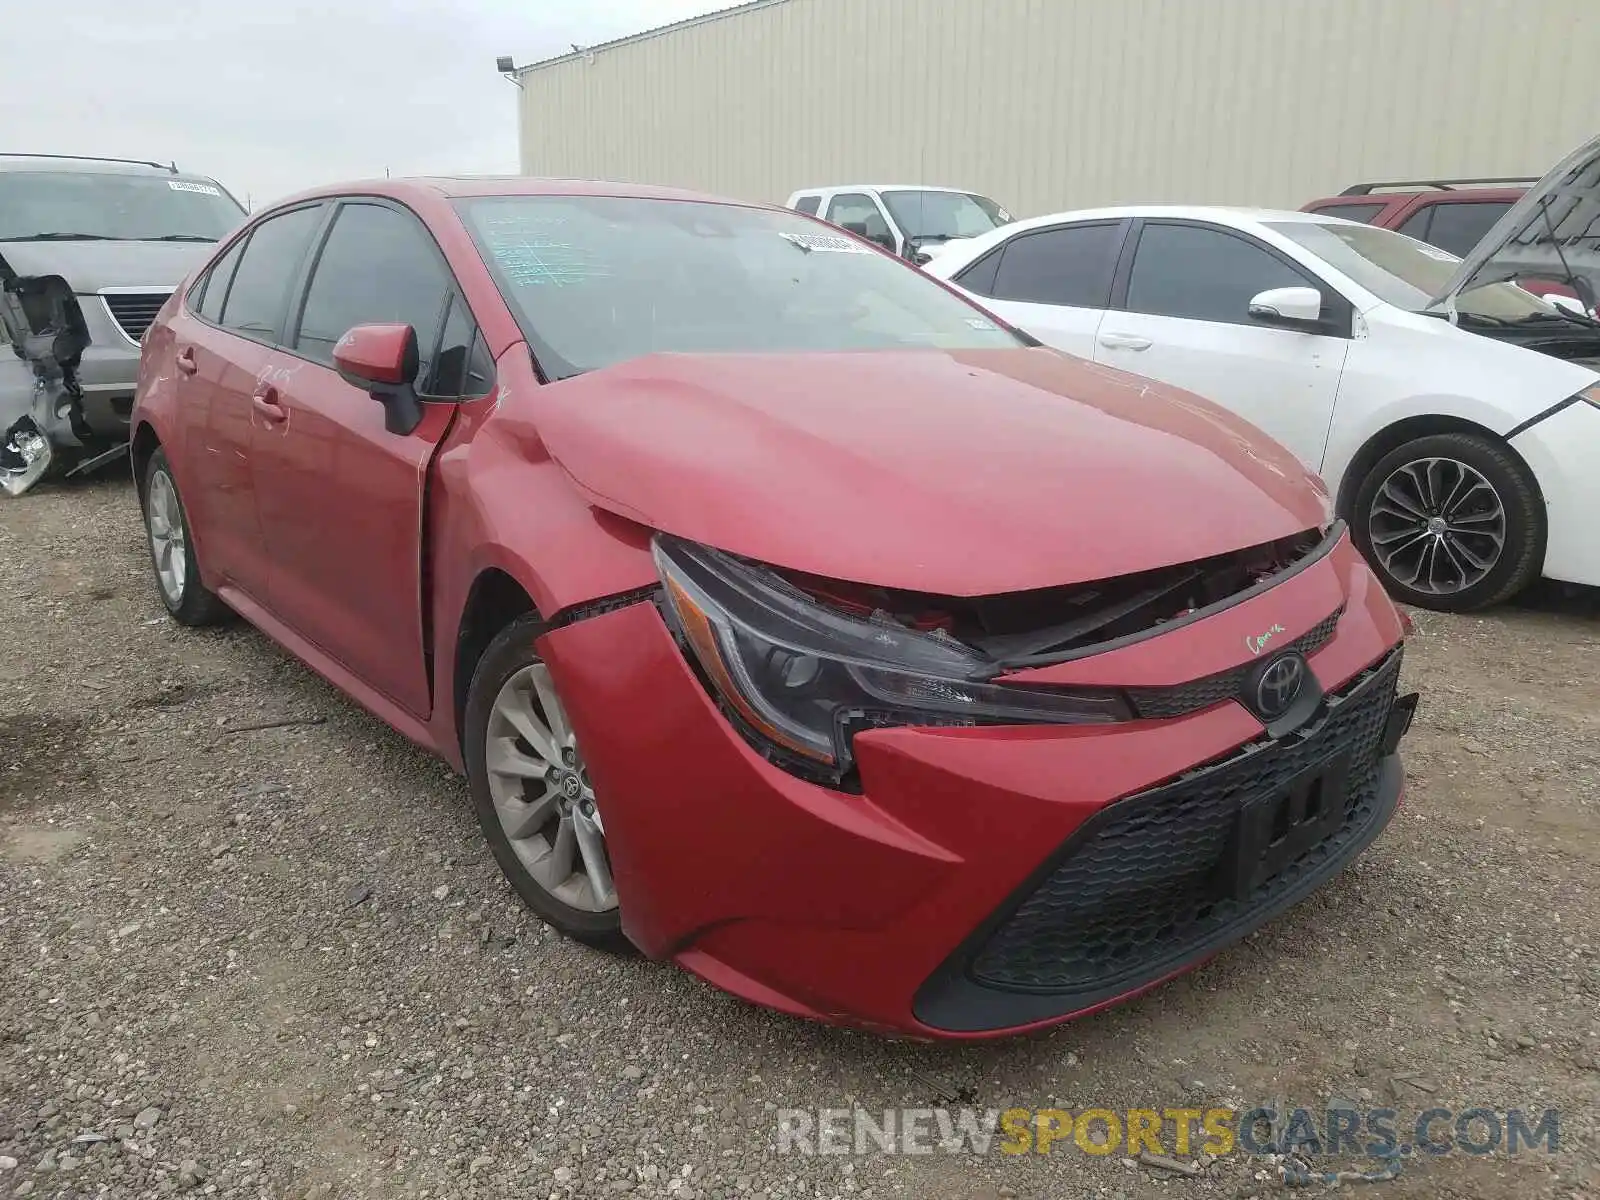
780 232 871 254
168 180 223 196
1416 242 1459 262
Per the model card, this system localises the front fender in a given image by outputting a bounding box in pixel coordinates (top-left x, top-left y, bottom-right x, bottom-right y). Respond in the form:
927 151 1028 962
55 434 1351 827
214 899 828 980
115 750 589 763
425 396 658 768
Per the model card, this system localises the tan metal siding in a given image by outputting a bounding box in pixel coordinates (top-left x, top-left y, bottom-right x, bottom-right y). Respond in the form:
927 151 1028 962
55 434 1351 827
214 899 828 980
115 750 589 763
519 0 1600 217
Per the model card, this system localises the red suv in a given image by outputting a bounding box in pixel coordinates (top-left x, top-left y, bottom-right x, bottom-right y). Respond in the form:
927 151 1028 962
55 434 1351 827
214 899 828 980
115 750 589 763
1301 177 1574 302
130 177 1417 1039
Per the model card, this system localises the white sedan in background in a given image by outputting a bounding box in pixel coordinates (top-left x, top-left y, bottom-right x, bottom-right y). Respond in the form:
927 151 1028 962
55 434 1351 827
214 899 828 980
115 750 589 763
924 183 1600 612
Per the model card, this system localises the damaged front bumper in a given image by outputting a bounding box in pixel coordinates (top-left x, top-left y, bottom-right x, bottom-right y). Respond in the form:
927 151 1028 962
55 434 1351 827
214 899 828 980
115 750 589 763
0 267 125 497
0 352 68 497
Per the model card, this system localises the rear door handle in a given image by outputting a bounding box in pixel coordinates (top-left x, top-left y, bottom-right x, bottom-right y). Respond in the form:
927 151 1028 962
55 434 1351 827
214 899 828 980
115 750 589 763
1097 332 1153 351
175 347 198 375
252 385 288 423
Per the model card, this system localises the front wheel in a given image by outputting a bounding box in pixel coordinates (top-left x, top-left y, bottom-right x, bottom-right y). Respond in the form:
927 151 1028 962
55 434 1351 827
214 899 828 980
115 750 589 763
1351 431 1544 612
464 615 631 952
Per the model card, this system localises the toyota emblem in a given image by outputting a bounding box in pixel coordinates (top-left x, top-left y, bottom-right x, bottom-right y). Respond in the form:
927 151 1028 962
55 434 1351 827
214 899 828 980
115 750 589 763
1255 653 1307 719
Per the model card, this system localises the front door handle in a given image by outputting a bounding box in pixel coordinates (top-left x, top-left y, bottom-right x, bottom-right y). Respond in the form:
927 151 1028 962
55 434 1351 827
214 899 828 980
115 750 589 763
175 346 198 376
1097 332 1153 351
252 385 288 424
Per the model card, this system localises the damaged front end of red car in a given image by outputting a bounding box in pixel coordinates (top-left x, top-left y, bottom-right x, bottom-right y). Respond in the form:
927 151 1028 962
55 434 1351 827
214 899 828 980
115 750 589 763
509 347 1418 1040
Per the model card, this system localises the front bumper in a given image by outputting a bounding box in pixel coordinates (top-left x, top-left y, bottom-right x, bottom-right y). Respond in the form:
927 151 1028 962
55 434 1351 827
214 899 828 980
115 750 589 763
1509 397 1600 588
915 650 1407 1032
536 531 1411 1039
72 293 146 440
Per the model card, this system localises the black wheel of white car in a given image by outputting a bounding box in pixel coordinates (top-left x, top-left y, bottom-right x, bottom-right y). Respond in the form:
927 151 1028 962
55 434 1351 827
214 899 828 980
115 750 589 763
464 614 631 952
1352 432 1543 613
141 448 228 626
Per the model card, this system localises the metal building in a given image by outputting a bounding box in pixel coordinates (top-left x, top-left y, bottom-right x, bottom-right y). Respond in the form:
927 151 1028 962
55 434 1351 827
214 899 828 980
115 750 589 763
514 0 1600 218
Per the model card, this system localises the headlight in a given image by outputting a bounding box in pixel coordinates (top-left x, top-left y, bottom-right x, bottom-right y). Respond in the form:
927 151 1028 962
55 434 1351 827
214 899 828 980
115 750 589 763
652 536 1129 778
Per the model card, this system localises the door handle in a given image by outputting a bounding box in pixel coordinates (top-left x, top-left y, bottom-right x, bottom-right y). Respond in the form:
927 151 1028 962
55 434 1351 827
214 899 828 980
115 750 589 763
252 385 288 423
175 347 198 376
1097 332 1153 351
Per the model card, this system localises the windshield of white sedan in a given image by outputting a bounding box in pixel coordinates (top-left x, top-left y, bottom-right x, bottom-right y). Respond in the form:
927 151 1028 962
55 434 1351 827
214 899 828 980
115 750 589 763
458 196 1022 378
880 190 1011 241
1265 220 1556 321
0 171 246 242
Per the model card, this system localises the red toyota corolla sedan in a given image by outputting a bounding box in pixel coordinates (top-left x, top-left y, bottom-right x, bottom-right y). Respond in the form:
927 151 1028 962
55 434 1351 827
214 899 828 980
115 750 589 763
130 177 1418 1039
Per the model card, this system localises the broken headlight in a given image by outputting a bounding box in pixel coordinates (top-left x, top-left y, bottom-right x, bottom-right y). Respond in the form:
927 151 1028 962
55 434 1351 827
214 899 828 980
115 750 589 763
653 535 1129 776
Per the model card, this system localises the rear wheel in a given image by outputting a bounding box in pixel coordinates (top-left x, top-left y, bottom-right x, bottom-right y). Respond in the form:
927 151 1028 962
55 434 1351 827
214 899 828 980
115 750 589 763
140 448 229 626
464 615 630 951
1351 431 1543 612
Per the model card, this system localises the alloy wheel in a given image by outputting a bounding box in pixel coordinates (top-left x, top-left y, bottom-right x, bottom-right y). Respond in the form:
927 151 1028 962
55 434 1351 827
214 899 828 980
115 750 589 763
484 663 616 913
1366 456 1506 596
146 469 188 605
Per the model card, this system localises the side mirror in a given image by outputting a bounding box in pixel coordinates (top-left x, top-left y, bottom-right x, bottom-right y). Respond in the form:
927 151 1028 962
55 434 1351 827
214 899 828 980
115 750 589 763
1247 286 1325 330
334 323 424 436
1547 294 1594 317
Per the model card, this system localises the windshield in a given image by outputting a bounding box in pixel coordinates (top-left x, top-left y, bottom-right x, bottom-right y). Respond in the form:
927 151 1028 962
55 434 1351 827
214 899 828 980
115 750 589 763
0 170 246 242
879 190 1012 242
1264 219 1558 322
457 195 1024 379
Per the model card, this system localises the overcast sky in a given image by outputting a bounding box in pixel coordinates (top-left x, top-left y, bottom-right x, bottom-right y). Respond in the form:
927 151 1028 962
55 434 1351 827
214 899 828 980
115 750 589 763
4 0 724 209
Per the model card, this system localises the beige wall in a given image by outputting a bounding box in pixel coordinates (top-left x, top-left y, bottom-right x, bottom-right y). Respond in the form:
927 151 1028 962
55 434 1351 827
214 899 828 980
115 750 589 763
517 0 1600 218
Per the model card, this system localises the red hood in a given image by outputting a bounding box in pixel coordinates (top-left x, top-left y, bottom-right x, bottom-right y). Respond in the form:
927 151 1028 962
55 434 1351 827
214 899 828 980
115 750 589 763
516 347 1329 595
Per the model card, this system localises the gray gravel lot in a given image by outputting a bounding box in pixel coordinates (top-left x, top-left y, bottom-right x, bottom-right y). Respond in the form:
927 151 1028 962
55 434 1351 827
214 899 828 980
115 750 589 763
2 475 1597 1200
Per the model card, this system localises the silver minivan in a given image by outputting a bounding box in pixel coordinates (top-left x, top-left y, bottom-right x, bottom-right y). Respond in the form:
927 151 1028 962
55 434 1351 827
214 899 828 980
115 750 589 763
1 153 246 494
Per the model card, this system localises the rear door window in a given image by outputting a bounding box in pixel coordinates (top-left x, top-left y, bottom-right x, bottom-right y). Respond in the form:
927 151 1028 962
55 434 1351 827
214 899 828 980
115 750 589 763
194 238 246 323
1414 201 1513 256
217 205 325 341
793 195 822 216
1306 202 1385 224
989 222 1124 308
953 249 1004 296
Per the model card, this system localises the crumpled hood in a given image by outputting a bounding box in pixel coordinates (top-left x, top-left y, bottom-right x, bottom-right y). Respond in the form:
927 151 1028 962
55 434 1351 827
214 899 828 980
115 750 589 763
516 348 1329 596
0 239 214 293
1430 131 1600 310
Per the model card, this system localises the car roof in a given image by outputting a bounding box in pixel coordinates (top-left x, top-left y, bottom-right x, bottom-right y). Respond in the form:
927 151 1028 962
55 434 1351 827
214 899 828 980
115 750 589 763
0 154 185 177
985 204 1337 233
926 204 1372 279
1307 187 1528 205
267 175 756 209
790 184 981 195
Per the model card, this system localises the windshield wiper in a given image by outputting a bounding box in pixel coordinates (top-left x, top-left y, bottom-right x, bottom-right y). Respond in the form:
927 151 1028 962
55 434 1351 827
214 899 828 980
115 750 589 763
142 234 216 243
0 232 120 242
1514 307 1600 329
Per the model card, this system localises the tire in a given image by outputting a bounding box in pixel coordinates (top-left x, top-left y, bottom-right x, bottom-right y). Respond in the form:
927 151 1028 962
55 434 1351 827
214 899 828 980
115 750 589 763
140 448 229 626
464 614 632 952
1351 431 1543 613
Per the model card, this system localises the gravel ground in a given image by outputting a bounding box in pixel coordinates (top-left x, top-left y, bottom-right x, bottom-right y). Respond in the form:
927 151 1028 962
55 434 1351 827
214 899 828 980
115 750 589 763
2 474 1597 1200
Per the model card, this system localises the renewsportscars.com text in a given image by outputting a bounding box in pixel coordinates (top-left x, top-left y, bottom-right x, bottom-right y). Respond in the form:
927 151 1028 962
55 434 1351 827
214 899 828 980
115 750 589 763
774 1105 1561 1158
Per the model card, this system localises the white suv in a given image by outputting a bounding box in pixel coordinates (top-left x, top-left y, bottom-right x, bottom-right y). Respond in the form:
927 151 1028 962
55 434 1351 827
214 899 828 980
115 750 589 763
785 185 1014 265
924 177 1600 611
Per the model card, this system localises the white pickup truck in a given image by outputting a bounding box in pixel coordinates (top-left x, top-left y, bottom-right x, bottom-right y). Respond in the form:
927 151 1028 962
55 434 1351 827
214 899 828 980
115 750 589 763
784 184 1014 266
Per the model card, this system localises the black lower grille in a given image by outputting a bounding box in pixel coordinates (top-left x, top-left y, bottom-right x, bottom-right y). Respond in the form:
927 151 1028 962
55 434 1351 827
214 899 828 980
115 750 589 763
968 648 1402 995
1124 607 1343 719
102 292 171 343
